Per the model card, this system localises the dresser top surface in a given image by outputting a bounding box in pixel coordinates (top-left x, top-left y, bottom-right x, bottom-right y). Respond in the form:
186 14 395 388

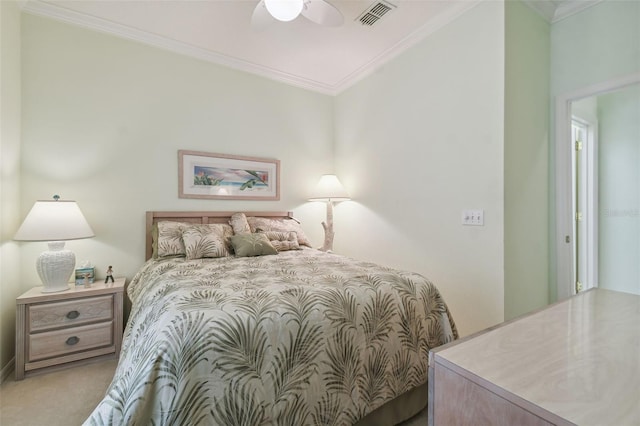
434 288 640 426
17 277 125 304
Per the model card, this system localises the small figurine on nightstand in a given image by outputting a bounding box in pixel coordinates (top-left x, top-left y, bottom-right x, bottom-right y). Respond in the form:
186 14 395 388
105 266 114 283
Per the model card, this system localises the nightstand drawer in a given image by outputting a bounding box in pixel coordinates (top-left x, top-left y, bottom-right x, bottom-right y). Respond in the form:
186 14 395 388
16 278 125 380
28 321 114 362
28 295 113 332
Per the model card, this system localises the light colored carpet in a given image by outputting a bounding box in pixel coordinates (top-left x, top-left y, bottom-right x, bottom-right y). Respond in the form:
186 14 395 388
0 359 117 426
0 359 427 425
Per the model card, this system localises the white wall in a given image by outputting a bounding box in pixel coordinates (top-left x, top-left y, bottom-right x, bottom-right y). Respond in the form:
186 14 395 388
0 0 23 379
504 0 550 320
598 86 640 294
333 1 505 337
550 0 640 300
20 14 334 286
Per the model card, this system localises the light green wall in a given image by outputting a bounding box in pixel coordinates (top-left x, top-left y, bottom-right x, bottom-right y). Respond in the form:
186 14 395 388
6 0 632 375
334 1 505 337
598 85 640 294
20 14 334 289
550 0 640 300
551 1 640 96
504 0 550 320
0 0 23 380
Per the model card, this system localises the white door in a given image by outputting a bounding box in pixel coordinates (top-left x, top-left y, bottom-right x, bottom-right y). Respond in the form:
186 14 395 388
571 118 597 293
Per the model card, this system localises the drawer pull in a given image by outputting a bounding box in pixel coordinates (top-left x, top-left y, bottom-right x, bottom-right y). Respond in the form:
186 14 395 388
66 310 80 320
66 336 80 346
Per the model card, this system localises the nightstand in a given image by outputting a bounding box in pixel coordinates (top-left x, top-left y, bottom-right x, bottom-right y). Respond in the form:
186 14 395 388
15 277 125 380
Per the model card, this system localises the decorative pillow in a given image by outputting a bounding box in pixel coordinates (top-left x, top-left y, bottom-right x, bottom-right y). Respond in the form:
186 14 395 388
230 233 278 257
182 224 234 260
259 230 300 252
247 217 312 247
229 212 251 234
152 223 160 258
156 221 189 258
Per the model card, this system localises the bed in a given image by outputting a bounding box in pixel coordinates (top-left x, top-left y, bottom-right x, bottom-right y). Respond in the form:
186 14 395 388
85 211 458 426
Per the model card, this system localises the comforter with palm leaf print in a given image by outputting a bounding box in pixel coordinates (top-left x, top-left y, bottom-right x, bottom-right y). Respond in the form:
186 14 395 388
85 249 457 426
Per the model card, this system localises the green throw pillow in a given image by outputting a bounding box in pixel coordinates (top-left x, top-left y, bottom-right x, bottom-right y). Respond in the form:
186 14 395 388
231 233 278 257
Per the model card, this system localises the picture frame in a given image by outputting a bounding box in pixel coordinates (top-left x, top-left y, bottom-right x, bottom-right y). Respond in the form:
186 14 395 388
178 150 280 200
74 267 95 286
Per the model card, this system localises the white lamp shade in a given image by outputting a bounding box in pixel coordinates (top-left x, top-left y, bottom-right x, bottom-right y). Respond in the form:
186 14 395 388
14 200 94 241
309 174 351 202
265 0 303 21
15 199 94 292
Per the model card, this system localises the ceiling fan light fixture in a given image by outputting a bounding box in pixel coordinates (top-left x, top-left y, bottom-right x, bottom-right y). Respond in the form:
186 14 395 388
264 0 304 22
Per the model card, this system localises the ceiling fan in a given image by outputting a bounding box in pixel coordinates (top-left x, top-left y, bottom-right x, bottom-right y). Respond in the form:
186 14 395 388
252 0 344 29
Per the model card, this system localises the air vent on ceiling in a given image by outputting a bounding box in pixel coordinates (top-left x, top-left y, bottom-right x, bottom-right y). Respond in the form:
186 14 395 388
357 1 396 26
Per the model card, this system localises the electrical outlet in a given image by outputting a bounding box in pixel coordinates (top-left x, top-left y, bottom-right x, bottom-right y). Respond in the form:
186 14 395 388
462 209 484 226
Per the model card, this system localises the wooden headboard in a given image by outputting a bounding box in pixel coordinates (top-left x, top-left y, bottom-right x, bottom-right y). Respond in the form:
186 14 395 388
145 211 294 260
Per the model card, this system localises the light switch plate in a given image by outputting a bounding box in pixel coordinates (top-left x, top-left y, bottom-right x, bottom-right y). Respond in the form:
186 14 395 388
462 209 484 226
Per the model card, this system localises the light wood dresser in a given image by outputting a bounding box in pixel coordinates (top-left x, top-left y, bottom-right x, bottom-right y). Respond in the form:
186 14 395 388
15 277 125 380
428 288 640 426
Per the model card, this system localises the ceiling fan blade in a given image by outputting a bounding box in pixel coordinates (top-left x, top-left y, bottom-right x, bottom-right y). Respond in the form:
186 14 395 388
301 0 344 27
251 0 273 31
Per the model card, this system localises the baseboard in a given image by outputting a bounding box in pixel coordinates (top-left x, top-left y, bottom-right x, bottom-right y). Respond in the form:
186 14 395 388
1 357 15 383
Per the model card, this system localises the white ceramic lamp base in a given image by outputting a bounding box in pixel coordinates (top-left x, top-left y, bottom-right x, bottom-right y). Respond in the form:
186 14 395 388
36 241 74 293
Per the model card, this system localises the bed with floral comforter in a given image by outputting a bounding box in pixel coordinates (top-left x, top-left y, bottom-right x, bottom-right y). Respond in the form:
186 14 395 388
85 248 457 425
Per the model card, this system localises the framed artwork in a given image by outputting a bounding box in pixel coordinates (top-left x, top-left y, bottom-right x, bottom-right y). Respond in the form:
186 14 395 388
178 150 280 200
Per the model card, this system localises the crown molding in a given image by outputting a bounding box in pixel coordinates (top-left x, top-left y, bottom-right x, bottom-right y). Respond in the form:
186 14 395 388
551 0 603 23
522 0 556 21
523 0 604 23
21 0 480 96
20 0 338 95
332 0 482 94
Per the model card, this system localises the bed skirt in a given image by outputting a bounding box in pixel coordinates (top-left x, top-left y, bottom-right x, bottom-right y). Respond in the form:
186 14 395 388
355 382 428 426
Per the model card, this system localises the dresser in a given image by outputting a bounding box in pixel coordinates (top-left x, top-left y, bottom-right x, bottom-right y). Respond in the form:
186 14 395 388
428 288 640 426
15 278 125 380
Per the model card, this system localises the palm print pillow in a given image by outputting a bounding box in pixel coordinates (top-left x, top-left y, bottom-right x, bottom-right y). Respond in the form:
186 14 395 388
155 221 189 258
182 224 234 260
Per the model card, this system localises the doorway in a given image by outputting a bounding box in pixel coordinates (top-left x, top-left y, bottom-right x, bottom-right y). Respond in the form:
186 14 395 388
570 115 597 293
555 72 640 300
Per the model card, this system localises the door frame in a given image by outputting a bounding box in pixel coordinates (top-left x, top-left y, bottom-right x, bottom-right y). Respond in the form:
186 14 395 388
571 116 598 292
555 72 640 300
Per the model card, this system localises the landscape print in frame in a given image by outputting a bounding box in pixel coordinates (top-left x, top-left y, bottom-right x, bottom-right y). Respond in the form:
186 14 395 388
178 150 280 200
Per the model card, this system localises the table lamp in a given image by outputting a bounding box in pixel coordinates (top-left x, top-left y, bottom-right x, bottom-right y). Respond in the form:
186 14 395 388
309 174 350 252
14 195 95 293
